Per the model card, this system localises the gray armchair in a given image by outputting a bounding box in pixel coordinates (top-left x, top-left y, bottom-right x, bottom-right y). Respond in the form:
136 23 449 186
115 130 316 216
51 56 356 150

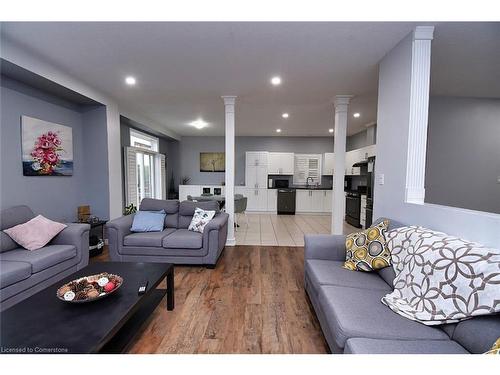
0 205 90 310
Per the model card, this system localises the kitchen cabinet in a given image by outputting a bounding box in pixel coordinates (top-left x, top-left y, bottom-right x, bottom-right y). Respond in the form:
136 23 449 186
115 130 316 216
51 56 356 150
323 152 334 175
296 189 332 213
296 190 311 212
243 188 268 211
246 151 268 167
267 189 277 212
323 190 332 213
246 152 269 188
246 165 268 189
268 152 294 175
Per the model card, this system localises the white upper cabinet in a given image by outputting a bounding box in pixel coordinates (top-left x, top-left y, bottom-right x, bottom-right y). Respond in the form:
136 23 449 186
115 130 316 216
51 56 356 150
246 151 268 167
246 152 269 189
322 152 335 175
268 152 294 175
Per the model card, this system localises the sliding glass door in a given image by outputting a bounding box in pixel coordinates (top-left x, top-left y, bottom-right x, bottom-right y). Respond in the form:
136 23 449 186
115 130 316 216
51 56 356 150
136 151 156 204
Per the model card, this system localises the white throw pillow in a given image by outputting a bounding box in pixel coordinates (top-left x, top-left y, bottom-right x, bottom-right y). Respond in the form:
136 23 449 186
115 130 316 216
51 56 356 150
3 214 67 250
188 208 216 233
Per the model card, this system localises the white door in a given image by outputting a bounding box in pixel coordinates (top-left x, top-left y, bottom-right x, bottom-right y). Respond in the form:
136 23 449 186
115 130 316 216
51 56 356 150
246 165 257 188
323 190 333 213
310 190 324 212
268 153 281 174
244 188 258 210
296 190 311 212
256 165 268 188
267 189 277 211
256 189 268 210
323 153 334 176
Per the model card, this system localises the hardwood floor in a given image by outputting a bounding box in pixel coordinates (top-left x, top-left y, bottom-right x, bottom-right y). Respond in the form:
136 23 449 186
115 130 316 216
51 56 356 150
235 213 358 246
93 246 330 354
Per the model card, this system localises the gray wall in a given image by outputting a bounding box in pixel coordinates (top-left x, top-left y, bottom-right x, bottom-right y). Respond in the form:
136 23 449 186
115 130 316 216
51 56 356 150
0 76 109 222
179 136 336 185
373 33 499 247
425 96 500 213
81 106 110 219
346 126 376 151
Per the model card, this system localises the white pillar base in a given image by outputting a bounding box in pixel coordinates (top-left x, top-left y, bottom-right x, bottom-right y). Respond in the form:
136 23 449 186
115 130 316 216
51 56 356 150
225 238 236 247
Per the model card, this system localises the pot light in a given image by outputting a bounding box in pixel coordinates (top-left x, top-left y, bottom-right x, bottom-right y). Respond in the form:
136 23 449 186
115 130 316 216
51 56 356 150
329 128 334 133
353 112 361 118
282 113 289 118
125 76 136 85
276 128 282 133
270 76 282 86
189 119 209 130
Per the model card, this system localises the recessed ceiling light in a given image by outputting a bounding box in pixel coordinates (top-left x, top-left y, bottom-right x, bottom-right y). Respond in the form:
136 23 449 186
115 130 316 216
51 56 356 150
276 128 282 133
270 76 282 86
353 112 361 118
329 128 334 133
125 76 136 85
189 119 209 130
282 113 289 118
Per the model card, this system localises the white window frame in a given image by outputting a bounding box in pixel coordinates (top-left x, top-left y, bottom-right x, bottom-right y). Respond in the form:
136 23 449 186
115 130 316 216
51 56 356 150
130 128 159 152
293 154 322 186
125 145 166 207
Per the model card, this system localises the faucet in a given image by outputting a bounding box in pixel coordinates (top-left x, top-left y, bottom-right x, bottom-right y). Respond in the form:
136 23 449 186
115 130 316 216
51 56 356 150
306 177 314 188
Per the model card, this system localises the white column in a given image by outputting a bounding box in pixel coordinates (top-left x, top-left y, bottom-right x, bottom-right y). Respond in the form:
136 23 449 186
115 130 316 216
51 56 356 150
331 95 353 234
222 96 237 246
405 26 434 204
105 103 124 219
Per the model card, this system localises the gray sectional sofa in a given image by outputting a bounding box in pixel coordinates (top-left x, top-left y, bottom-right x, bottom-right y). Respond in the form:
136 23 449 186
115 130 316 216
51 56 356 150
304 217 500 354
107 199 228 267
0 205 90 311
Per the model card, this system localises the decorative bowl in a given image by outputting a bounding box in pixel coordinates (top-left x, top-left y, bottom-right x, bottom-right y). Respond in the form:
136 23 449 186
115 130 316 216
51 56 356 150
56 273 123 303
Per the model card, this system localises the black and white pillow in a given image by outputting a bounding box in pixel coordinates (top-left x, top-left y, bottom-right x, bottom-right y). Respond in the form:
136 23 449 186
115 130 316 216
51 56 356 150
188 208 216 233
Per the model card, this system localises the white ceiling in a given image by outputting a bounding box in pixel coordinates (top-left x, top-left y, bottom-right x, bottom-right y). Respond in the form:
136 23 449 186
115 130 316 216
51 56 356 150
1 22 498 137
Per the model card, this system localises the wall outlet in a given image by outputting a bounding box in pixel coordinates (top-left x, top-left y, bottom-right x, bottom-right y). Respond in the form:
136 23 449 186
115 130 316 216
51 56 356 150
377 173 385 185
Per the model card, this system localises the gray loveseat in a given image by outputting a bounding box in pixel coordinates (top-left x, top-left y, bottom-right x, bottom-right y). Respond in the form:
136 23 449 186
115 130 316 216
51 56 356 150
0 205 90 311
107 199 228 268
305 217 500 354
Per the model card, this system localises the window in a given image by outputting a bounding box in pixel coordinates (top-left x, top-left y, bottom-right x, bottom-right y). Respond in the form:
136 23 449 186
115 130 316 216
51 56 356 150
125 130 166 207
293 154 322 185
130 129 159 152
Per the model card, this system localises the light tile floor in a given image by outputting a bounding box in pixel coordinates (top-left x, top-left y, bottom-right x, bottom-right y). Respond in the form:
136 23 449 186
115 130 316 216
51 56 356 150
234 213 358 247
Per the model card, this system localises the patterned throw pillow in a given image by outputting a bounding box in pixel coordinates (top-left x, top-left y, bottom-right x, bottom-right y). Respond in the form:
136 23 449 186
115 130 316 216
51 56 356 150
188 208 216 233
485 338 500 355
343 220 391 272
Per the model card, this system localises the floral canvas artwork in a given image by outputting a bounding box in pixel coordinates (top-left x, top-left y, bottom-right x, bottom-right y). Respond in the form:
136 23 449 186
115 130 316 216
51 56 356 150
22 116 73 176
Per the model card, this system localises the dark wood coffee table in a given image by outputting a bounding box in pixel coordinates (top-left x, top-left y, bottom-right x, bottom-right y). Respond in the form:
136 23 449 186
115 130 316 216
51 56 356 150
0 262 174 354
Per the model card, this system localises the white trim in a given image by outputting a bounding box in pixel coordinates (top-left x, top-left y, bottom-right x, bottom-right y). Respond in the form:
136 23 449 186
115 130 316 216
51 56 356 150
331 95 353 234
405 26 434 205
225 238 236 247
222 95 237 246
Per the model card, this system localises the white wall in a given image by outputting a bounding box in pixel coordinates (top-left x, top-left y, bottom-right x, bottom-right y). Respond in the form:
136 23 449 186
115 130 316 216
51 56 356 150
374 33 500 247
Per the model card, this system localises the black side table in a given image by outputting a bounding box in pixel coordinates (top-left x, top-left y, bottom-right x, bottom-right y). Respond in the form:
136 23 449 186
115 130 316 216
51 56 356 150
75 220 107 257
